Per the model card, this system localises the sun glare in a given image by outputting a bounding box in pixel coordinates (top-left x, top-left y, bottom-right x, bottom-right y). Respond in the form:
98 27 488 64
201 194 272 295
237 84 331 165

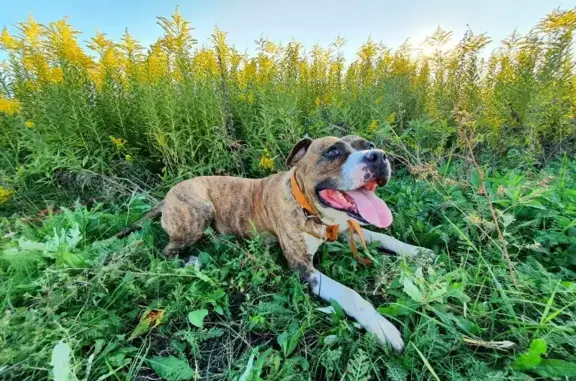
411 25 458 57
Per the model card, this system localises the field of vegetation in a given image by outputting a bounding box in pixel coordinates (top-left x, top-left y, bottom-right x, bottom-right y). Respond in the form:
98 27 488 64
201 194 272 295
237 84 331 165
1 7 575 381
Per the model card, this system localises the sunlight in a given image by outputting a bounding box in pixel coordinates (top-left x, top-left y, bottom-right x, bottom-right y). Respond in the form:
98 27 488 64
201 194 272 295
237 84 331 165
410 24 458 57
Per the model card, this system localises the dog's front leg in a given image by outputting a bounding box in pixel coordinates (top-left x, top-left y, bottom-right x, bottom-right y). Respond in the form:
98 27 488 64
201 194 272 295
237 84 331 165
347 228 434 258
282 232 404 352
307 269 405 352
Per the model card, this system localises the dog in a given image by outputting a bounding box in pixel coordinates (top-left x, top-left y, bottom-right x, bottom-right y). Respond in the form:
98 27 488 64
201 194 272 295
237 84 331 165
117 135 434 352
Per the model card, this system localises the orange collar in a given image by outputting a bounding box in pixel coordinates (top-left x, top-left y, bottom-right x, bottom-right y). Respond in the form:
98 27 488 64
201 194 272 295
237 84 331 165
290 171 319 216
290 172 372 265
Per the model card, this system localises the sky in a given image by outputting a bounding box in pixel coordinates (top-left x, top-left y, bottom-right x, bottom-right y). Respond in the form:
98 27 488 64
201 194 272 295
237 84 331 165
1 0 574 61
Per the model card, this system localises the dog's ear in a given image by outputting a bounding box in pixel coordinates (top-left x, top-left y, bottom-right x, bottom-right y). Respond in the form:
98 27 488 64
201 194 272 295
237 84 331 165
286 137 313 167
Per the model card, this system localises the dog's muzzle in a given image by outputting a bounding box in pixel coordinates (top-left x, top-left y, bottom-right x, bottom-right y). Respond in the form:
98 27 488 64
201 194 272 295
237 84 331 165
362 149 391 184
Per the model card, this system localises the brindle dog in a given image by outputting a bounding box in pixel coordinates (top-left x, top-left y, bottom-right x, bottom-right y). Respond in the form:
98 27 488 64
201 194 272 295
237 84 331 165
117 135 434 352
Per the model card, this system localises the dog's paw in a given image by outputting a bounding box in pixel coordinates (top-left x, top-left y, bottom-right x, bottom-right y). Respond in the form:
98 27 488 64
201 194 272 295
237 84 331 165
415 247 437 264
181 255 202 269
361 310 405 353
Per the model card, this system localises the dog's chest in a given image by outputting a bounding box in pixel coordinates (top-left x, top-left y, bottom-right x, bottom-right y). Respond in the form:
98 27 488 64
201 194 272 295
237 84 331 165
302 233 324 256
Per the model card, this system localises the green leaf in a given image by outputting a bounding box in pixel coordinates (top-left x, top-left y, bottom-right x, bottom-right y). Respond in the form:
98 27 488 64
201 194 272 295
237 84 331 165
238 353 255 381
129 309 165 340
529 338 547 355
403 278 423 303
501 213 516 228
512 338 547 370
187 309 209 328
66 224 83 248
346 349 370 381
129 317 152 340
534 359 576 377
377 301 415 318
277 321 302 357
522 200 547 210
446 282 470 303
324 335 339 346
18 238 45 251
329 299 346 319
148 356 193 381
51 340 72 381
58 251 86 268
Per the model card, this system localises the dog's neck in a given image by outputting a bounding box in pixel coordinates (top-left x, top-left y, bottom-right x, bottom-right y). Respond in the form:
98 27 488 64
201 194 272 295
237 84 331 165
288 168 372 265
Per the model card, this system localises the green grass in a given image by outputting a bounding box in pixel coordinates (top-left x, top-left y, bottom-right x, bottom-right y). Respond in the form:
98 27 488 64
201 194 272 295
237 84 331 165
1 157 575 380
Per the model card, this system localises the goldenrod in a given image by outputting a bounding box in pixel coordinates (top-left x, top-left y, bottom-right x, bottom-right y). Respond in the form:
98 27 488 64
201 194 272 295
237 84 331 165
258 149 274 170
368 120 379 132
0 187 13 204
0 97 20 116
0 27 20 51
110 136 127 149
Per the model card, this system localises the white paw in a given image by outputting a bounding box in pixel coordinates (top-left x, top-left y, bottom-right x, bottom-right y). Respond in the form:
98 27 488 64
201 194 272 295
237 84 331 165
182 255 202 269
414 247 437 265
417 246 435 257
399 246 436 260
361 310 405 353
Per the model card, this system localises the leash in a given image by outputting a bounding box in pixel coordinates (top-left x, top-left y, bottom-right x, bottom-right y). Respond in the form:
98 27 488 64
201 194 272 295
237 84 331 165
290 172 373 265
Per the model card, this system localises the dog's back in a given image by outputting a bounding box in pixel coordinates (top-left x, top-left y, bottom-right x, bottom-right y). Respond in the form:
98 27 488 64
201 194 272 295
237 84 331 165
163 174 289 239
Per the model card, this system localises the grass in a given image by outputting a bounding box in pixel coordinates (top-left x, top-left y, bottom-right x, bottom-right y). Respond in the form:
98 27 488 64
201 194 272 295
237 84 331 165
1 158 575 380
1 6 576 381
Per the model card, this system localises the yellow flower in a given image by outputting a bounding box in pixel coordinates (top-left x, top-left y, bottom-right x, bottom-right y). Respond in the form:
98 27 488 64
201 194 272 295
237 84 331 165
386 112 396 125
314 96 321 107
238 60 257 89
0 186 13 204
263 41 280 55
101 47 125 72
88 31 114 54
159 7 195 53
0 97 20 116
258 149 275 170
44 19 94 68
145 43 169 83
24 120 35 128
125 154 133 161
466 214 482 225
120 30 142 57
359 40 377 61
20 15 44 49
47 67 64 83
540 9 576 33
368 120 379 132
0 27 20 51
110 136 127 149
193 49 218 77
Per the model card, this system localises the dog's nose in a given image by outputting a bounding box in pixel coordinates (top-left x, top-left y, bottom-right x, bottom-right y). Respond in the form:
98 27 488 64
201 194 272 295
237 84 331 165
364 150 387 163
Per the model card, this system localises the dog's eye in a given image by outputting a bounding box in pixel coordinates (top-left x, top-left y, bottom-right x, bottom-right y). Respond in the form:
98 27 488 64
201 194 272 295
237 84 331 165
324 146 341 159
367 142 375 150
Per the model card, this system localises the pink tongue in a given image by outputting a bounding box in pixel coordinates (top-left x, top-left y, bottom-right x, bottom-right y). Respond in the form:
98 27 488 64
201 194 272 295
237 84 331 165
345 189 393 228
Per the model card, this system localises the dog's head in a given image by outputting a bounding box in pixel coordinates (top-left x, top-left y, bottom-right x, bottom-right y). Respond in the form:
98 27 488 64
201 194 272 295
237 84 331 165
287 135 393 228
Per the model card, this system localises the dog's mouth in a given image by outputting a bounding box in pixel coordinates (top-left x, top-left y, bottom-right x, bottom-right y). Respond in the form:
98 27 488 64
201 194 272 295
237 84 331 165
317 179 393 228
